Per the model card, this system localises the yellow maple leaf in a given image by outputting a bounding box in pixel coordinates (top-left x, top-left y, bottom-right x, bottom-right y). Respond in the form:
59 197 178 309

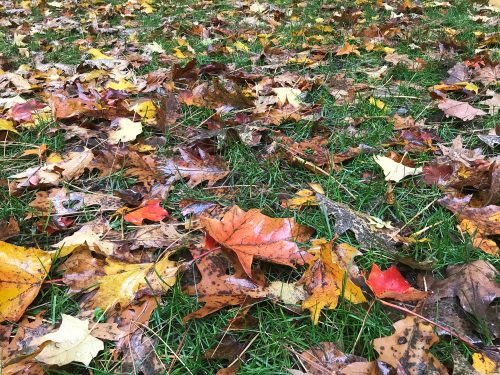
369 97 386 111
106 79 136 91
87 48 113 60
234 41 250 52
130 100 157 120
300 240 365 324
0 119 19 134
0 242 52 322
472 353 498 374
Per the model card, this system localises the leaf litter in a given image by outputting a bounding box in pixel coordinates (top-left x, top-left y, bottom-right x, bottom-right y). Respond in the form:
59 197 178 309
0 0 498 373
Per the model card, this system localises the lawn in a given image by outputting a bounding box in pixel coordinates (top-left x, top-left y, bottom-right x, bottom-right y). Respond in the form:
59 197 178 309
0 0 499 374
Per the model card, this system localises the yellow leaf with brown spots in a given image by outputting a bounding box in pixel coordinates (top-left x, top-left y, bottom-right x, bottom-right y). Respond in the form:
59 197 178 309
299 239 365 324
0 242 52 322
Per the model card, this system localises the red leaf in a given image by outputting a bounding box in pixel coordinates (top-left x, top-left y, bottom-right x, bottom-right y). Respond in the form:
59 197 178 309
367 264 411 295
124 199 169 225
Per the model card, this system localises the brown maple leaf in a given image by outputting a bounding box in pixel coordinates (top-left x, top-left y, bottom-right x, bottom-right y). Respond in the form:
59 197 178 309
373 316 448 375
200 206 313 277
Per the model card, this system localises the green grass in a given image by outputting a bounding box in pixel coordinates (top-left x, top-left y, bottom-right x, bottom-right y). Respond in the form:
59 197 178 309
0 0 499 373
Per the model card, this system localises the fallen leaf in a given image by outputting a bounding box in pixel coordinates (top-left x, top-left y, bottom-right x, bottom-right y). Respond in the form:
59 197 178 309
426 260 500 338
373 316 448 375
9 148 94 190
183 247 267 322
201 206 313 277
282 189 319 209
291 342 390 375
108 117 143 144
366 264 427 301
0 119 19 134
61 249 177 311
205 335 250 375
272 87 303 107
299 239 366 324
315 193 400 254
438 99 486 121
472 353 498 374
0 242 52 322
33 314 104 366
267 281 307 305
336 42 360 56
123 199 169 225
0 218 20 240
373 155 423 182
159 146 229 188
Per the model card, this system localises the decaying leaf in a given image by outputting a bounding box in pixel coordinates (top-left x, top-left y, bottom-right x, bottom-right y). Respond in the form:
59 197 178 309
33 314 103 366
201 206 313 277
299 239 366 324
282 189 319 209
108 117 143 144
373 316 448 375
438 99 486 121
205 335 250 375
9 148 94 190
315 193 399 253
0 218 20 240
425 260 500 338
183 247 267 322
61 249 178 311
0 242 52 322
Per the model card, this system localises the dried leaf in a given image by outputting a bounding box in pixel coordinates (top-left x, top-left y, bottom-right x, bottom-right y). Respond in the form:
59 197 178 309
438 99 486 121
0 218 20 240
108 117 143 144
9 148 94 190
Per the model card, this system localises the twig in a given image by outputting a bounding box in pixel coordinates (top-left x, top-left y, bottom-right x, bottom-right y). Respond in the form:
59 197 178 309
225 333 259 369
167 329 188 374
350 300 375 353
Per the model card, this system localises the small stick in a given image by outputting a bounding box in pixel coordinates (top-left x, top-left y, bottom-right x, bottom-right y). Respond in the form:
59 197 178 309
350 300 375 353
225 333 259 370
167 329 188 374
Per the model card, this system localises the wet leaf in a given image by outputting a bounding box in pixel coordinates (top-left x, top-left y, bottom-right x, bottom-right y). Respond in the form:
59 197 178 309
201 206 313 277
0 242 52 322
123 199 169 225
366 264 427 301
373 316 448 375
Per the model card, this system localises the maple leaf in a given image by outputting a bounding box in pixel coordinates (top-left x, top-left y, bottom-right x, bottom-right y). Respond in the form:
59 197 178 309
183 247 267 322
373 316 448 375
299 239 366 324
33 314 104 366
373 154 422 182
438 99 486 121
123 199 169 225
0 242 52 322
0 218 20 241
62 249 177 311
0 118 18 134
107 117 143 144
200 206 313 277
9 148 94 190
159 146 229 188
366 264 427 301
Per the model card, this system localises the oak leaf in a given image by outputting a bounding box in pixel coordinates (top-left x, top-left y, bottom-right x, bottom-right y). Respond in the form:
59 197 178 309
299 239 366 324
0 242 52 322
373 316 448 375
33 314 104 366
201 206 313 277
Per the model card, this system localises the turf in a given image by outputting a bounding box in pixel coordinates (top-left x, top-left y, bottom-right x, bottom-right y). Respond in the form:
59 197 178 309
0 0 499 374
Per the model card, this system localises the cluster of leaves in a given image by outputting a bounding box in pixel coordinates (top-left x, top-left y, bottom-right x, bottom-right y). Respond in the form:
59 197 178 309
0 0 499 373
